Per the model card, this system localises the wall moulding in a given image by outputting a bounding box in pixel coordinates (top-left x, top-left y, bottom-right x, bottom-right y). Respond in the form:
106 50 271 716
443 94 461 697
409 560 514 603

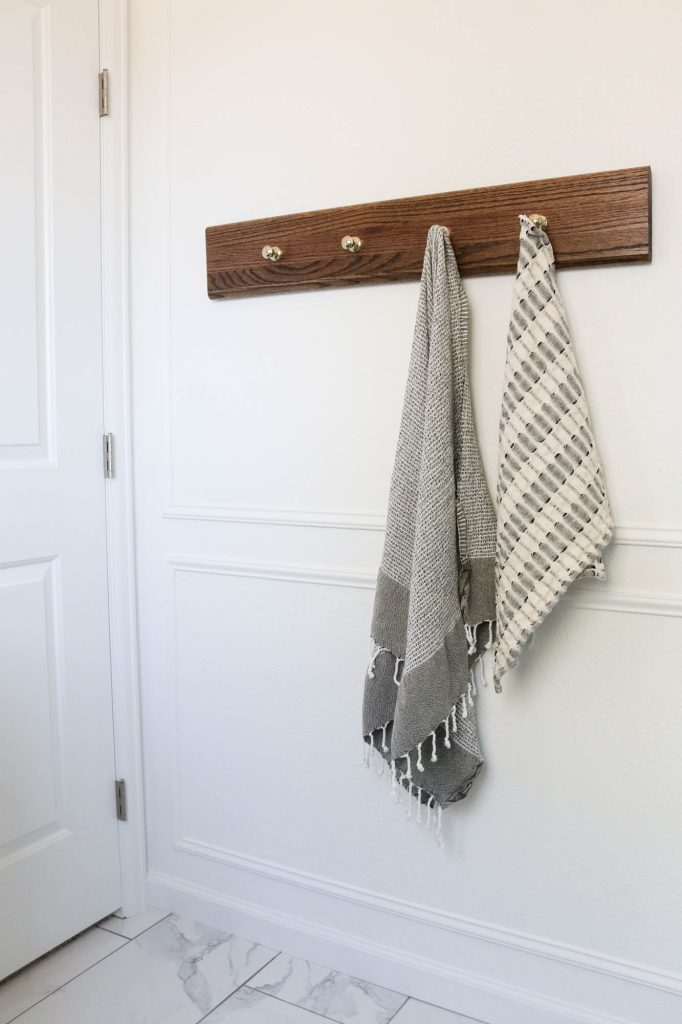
163 509 682 549
167 556 682 618
163 504 387 531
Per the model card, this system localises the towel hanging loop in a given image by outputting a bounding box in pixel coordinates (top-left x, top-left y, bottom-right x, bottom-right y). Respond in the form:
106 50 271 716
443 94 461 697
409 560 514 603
528 213 549 231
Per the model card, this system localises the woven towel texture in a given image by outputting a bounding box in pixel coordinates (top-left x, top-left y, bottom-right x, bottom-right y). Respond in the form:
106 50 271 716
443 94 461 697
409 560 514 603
363 226 496 811
494 216 613 685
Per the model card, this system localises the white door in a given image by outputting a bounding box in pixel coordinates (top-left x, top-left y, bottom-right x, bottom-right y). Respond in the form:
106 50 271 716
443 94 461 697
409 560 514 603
0 0 121 978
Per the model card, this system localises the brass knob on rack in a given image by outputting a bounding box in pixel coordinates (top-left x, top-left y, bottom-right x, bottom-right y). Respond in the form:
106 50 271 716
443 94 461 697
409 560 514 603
262 245 283 262
341 235 362 253
528 214 549 231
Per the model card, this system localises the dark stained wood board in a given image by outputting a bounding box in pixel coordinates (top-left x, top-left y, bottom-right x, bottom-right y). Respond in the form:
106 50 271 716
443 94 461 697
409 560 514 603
206 166 651 299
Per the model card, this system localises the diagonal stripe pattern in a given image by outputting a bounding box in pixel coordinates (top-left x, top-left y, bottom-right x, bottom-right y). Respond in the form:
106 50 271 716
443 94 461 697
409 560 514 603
494 216 613 687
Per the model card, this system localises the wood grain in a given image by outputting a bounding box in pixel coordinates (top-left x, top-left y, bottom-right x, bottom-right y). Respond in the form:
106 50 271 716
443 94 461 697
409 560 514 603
206 166 651 299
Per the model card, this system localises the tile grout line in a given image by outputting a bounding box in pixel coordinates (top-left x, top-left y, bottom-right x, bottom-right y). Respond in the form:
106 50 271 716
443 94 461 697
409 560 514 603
408 997 486 1024
245 987 340 1023
246 958 409 1024
200 953 409 1024
193 949 283 1024
7 914 173 1024
386 993 410 1023
239 984 405 1024
95 910 172 941
391 999 485 1024
5 924 427 1024
6 934 133 1024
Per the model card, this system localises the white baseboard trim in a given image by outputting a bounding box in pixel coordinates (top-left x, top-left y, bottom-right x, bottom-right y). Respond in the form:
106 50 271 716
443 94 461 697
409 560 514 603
171 836 679 994
148 868 681 1024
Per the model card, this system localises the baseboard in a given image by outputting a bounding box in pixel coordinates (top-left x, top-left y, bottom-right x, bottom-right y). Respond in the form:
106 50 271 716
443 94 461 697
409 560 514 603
147 869 680 1024
171 836 678 994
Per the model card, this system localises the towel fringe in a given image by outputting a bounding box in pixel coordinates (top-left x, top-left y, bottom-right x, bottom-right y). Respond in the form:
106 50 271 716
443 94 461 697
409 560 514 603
365 667 482 782
367 642 390 679
365 619 497 835
464 618 496 657
367 640 412 687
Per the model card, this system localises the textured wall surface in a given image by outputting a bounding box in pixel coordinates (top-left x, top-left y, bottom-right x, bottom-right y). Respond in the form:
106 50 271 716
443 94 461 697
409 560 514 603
129 2 682 1020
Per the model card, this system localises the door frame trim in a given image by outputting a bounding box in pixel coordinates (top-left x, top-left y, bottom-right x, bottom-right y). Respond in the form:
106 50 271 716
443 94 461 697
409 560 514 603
100 0 147 916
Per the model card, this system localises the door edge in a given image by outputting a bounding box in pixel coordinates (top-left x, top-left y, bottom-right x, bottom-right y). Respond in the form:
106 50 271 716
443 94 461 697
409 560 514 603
99 0 147 917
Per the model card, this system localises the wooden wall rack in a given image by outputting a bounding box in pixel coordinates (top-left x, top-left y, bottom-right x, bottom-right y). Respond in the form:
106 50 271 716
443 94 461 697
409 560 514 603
205 166 651 300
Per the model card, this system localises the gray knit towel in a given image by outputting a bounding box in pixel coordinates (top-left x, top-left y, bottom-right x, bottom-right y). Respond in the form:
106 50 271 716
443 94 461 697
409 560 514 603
494 216 613 687
362 226 497 836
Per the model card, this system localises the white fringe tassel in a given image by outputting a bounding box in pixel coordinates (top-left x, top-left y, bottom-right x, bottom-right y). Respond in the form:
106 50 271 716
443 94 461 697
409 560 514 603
367 643 390 679
465 623 477 654
365 619 496 843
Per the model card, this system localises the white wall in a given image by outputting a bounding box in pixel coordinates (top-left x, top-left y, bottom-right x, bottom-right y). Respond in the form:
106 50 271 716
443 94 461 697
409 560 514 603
129 2 682 1021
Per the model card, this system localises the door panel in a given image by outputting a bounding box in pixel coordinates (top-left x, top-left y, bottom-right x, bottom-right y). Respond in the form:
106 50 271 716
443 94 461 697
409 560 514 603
0 0 52 461
0 0 121 978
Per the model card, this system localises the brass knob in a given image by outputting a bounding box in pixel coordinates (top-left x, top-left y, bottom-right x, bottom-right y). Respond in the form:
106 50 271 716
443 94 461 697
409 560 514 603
262 245 283 262
341 235 362 253
528 214 549 231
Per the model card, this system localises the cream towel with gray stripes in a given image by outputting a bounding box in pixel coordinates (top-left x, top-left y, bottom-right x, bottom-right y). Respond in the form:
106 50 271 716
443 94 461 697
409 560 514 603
494 215 613 687
363 226 496 837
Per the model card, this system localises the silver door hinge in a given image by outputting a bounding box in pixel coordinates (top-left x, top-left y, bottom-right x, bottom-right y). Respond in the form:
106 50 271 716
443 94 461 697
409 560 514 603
103 432 114 478
99 69 110 117
115 779 127 821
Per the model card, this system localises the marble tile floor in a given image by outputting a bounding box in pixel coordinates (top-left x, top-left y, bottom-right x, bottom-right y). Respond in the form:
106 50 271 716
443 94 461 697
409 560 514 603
0 909 482 1024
